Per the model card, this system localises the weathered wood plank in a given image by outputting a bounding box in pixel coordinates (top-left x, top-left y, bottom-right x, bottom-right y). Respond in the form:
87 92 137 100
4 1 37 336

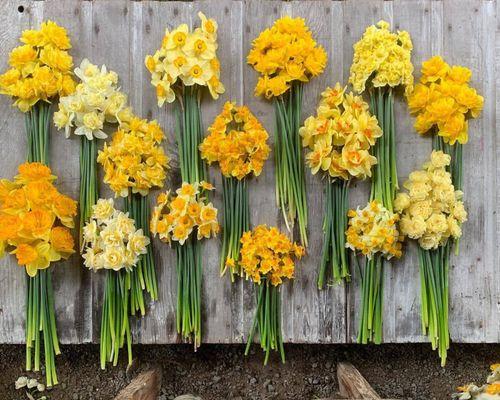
442 0 497 343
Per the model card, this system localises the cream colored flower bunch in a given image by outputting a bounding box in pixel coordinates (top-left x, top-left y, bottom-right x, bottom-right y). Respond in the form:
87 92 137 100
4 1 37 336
54 59 132 140
395 150 467 250
144 12 224 106
82 198 150 271
300 83 381 180
349 20 414 95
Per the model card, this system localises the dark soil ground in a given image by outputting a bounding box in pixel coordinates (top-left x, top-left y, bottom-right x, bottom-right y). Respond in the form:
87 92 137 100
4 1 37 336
0 343 498 400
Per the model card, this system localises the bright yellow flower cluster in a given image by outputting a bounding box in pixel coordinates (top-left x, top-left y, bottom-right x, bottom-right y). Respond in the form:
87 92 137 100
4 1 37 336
238 225 304 286
300 83 381 180
0 163 76 277
97 117 169 197
82 199 149 272
0 21 76 112
150 182 219 245
145 12 224 106
200 101 270 180
54 59 132 140
394 150 467 250
247 16 327 99
346 200 403 260
349 20 414 95
407 56 484 145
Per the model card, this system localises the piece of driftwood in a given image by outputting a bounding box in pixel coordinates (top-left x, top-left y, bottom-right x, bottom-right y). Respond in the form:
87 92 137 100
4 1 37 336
337 362 382 399
114 369 162 400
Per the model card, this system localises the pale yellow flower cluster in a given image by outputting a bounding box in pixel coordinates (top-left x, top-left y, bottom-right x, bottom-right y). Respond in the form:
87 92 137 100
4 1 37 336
54 59 132 140
200 101 270 180
145 12 224 106
0 20 76 112
239 225 305 286
349 20 414 95
407 56 484 145
82 198 149 272
454 364 500 399
300 83 381 180
97 117 169 197
150 182 219 245
395 150 467 250
247 16 327 99
346 200 403 260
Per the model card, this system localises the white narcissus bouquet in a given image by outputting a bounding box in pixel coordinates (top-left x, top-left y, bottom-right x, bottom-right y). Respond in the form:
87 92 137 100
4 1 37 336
54 59 133 246
82 199 150 369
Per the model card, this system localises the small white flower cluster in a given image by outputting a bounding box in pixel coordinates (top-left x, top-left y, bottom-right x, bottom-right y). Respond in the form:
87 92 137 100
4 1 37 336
54 59 132 140
15 376 45 398
82 198 149 271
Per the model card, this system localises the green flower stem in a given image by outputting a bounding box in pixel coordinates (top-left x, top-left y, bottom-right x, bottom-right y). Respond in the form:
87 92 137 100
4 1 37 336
357 88 397 344
418 245 450 366
318 179 350 289
124 192 157 316
245 281 284 365
100 270 132 369
274 82 308 247
79 137 99 249
220 176 249 278
24 101 60 387
173 85 206 348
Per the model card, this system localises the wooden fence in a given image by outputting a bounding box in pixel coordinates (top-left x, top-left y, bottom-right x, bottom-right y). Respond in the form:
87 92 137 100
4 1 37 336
0 0 498 345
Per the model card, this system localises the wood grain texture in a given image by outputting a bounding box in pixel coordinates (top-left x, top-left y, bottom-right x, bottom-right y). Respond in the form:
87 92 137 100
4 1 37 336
0 0 497 345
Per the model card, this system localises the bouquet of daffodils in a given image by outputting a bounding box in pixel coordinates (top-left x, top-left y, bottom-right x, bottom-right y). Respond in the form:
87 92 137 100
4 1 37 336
151 182 219 348
453 364 500 399
408 56 483 191
395 150 467 366
346 200 403 344
248 16 327 247
0 20 76 164
145 11 224 184
54 59 132 245
97 117 169 315
200 101 270 278
349 20 413 343
0 162 77 387
82 199 150 369
239 225 304 364
300 83 381 287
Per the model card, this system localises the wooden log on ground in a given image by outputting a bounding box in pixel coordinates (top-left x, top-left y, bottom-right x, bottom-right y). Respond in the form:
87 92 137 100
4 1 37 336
337 362 382 399
114 369 161 400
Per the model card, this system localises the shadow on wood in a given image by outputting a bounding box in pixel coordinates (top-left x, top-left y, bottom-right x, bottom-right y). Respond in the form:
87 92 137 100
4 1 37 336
114 369 161 400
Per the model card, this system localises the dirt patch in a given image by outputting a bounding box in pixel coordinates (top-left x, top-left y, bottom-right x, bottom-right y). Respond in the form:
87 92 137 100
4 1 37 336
0 343 497 399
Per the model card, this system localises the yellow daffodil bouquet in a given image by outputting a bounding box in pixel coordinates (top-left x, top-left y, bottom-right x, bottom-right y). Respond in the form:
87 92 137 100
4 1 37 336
0 162 77 387
349 20 413 344
408 56 483 192
150 181 219 349
0 21 76 165
200 101 270 278
54 59 133 246
300 83 381 288
453 364 500 399
239 225 304 364
82 199 150 369
395 150 467 366
346 200 403 344
247 16 328 247
145 12 224 186
97 117 169 316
